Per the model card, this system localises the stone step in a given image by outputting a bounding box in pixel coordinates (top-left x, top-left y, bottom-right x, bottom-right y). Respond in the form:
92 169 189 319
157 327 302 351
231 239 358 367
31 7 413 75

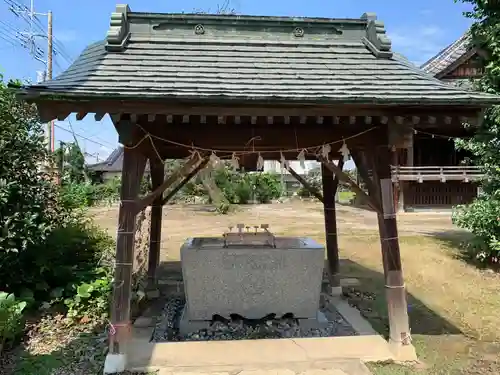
126 332 393 372
138 359 373 375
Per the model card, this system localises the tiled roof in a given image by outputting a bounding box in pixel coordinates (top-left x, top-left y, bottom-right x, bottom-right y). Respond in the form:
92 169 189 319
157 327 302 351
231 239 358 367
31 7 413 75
19 7 499 106
88 147 124 172
420 32 470 77
88 147 152 173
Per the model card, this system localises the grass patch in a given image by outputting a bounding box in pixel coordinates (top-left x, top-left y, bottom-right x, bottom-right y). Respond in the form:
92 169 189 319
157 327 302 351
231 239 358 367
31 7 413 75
338 191 355 202
335 232 500 375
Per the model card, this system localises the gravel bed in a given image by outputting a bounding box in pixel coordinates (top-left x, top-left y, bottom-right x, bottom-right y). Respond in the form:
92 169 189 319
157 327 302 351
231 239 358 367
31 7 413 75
152 297 357 342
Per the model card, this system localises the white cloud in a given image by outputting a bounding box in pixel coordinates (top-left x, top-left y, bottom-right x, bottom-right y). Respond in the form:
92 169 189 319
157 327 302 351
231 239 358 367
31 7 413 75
389 25 448 66
55 30 78 42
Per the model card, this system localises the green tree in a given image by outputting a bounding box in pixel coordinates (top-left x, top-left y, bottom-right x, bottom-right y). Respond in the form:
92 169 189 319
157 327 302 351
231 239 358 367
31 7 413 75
0 77 65 255
452 1 500 265
55 141 86 184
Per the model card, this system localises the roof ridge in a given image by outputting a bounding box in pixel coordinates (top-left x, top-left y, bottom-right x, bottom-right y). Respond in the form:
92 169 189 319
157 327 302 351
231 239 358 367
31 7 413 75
105 4 393 59
104 146 123 165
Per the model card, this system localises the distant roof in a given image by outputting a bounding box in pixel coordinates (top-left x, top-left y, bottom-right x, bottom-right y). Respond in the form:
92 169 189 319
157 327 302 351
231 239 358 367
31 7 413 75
17 7 500 107
88 147 151 173
420 32 471 78
88 147 124 172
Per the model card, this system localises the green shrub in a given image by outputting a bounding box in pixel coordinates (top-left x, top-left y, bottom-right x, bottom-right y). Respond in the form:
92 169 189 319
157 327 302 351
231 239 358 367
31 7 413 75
211 167 281 204
59 182 94 209
64 268 113 323
0 292 27 352
453 198 500 265
233 176 253 204
1 78 118 329
1 217 114 305
251 172 281 203
59 179 123 209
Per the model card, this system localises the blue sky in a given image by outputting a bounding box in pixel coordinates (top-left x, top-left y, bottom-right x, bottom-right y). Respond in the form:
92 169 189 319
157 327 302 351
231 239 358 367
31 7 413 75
0 0 473 163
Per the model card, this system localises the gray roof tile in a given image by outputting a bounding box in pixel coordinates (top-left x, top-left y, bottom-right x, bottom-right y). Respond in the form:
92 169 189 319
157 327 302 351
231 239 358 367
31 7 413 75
88 146 151 173
20 9 499 106
88 146 124 172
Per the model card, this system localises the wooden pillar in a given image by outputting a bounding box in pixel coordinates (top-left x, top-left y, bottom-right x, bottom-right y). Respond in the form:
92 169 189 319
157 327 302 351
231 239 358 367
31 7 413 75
148 157 164 285
107 145 147 368
321 160 343 291
391 147 399 211
407 132 414 167
375 145 411 347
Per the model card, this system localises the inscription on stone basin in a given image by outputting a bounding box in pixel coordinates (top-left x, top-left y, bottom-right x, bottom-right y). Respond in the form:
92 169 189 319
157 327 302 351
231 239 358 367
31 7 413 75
221 252 286 270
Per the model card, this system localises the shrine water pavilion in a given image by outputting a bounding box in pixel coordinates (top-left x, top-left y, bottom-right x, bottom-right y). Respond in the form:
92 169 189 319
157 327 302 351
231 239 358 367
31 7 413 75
16 5 500 373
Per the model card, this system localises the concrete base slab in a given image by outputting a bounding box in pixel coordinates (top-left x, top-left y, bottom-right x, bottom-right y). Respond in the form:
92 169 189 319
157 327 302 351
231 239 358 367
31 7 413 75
103 353 126 374
127 325 394 372
330 286 343 297
179 306 211 335
328 296 418 362
327 297 377 336
340 278 361 287
134 360 374 375
298 310 330 330
146 289 160 299
127 293 407 373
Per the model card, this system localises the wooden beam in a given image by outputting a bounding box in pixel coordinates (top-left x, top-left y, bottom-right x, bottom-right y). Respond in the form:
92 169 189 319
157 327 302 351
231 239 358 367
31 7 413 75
135 153 204 212
75 112 88 121
286 165 324 203
33 99 486 125
109 144 147 357
56 112 71 121
94 112 106 121
350 150 382 208
317 155 382 213
161 157 210 205
321 159 344 290
148 157 164 284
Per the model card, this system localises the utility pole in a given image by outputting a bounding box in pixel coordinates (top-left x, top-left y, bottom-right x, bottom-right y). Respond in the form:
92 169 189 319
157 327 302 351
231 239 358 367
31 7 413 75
47 10 53 153
8 0 53 152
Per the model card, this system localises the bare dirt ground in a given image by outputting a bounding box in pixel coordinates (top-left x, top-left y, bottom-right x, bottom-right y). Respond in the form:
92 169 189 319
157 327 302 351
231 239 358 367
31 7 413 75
90 201 457 262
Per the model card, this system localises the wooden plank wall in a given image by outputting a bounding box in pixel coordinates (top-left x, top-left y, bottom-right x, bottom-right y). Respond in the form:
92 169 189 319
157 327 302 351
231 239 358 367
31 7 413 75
403 181 478 207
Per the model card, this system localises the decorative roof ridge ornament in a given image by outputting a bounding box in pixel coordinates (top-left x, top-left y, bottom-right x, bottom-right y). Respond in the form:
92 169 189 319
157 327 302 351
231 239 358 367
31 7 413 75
106 4 131 52
360 13 393 59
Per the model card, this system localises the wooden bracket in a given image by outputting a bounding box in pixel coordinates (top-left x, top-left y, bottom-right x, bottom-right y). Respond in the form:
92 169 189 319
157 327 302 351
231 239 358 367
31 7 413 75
350 150 382 210
134 153 205 212
286 165 324 203
317 155 382 214
161 157 210 205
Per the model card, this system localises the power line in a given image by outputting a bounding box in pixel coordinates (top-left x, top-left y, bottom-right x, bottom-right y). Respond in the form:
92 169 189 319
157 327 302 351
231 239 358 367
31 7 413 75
54 123 115 149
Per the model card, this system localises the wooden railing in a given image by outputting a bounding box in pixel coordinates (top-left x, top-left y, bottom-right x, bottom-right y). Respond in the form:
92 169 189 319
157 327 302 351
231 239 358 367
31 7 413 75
391 166 483 182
